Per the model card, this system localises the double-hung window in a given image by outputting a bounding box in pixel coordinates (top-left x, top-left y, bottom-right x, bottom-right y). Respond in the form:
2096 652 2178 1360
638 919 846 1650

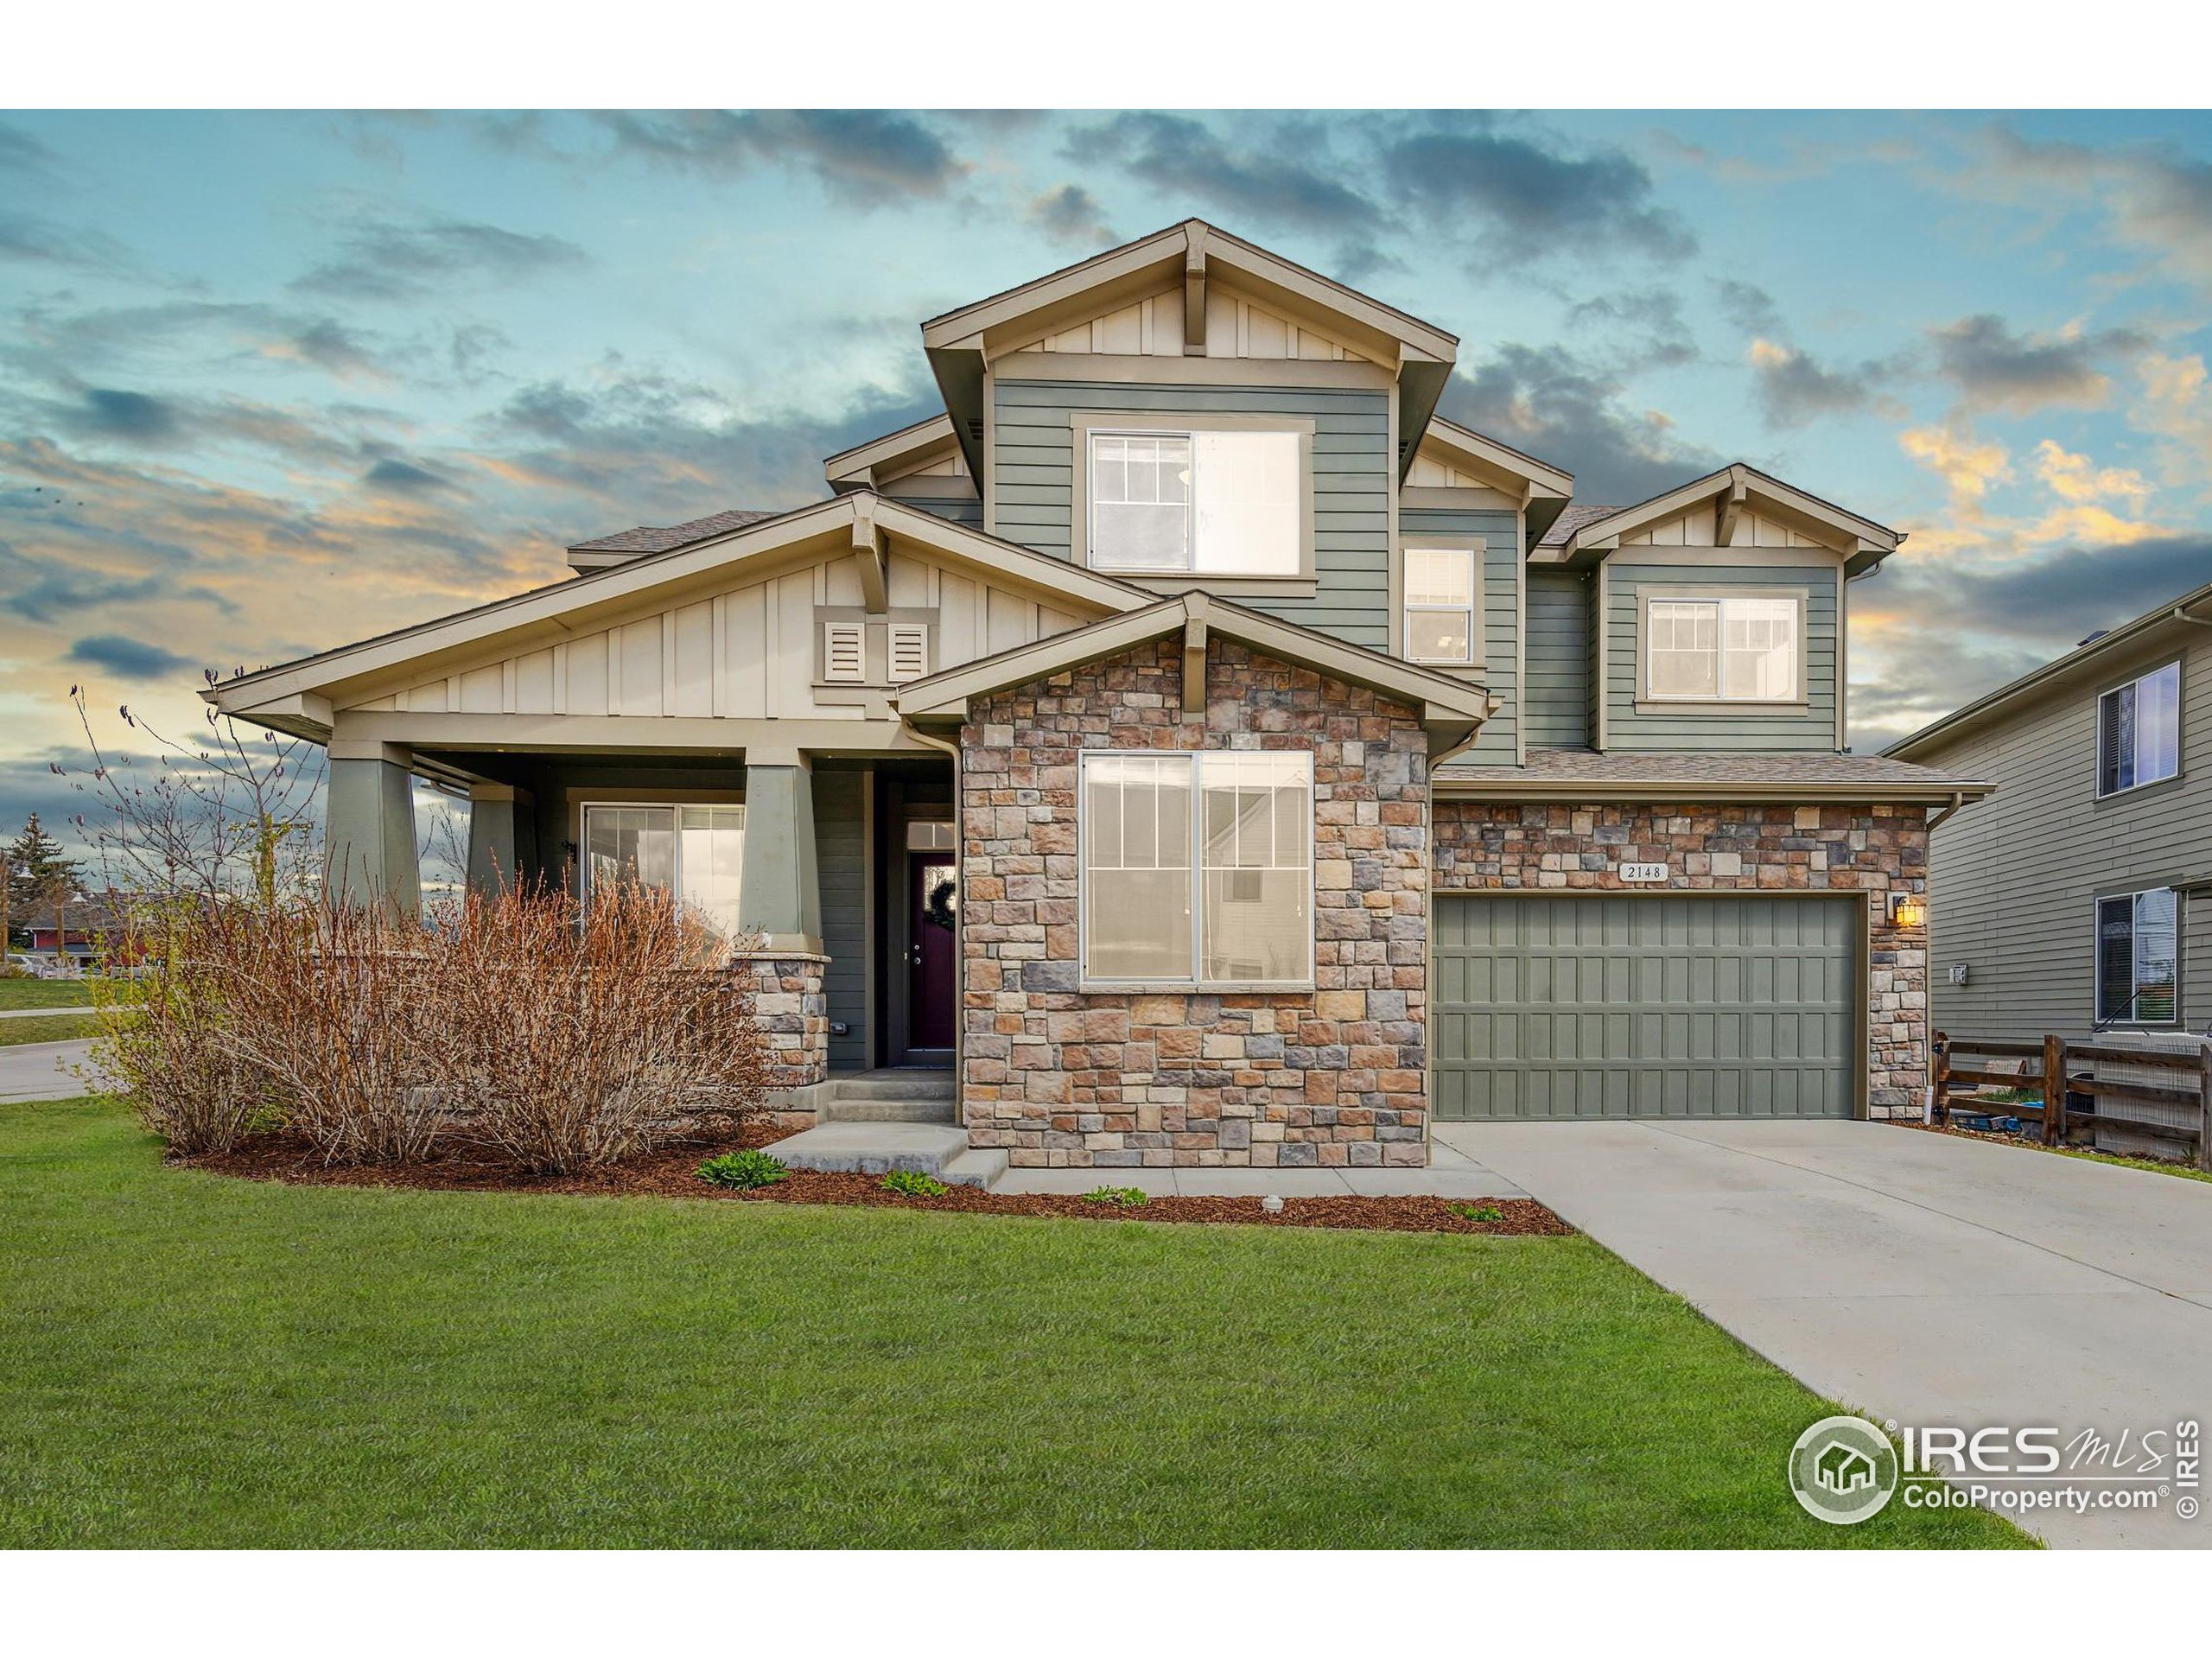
2096 662 2181 796
1085 426 1302 576
2095 887 2180 1025
1646 594 1800 702
1079 751 1313 986
582 804 746 940
1404 545 1478 664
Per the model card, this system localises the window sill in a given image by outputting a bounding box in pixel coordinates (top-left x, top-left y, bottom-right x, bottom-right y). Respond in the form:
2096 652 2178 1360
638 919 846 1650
1408 658 1487 678
1633 699 1810 716
1097 571 1318 599
2093 770 2184 804
1079 980 1317 997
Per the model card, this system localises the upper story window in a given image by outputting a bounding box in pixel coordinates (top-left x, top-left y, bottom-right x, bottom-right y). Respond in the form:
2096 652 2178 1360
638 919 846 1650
2095 886 2179 1025
1078 750 1313 988
2096 662 2181 797
1646 594 1800 702
1404 545 1478 665
1084 425 1303 577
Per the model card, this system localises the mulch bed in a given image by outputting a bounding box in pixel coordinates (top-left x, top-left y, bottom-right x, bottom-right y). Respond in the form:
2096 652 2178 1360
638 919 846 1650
1887 1116 2200 1170
182 1128 1571 1236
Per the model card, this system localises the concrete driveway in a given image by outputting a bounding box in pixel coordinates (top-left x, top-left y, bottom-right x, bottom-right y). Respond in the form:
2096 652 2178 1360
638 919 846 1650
1435 1118 2212 1548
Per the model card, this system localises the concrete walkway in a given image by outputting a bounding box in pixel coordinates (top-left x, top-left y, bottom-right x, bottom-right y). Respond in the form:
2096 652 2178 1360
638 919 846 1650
0 1039 99 1103
0 1003 97 1020
1436 1117 2212 1548
995 1135 1527 1199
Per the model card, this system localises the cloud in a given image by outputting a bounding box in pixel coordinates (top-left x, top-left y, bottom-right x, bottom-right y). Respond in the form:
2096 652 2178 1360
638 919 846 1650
1712 278 1783 336
1072 113 1382 238
66 633 193 680
362 457 461 495
1379 122 1694 263
1974 129 2212 292
292 215 588 302
1898 422 2012 510
1025 184 1117 250
0 120 55 174
77 389 181 442
1929 314 2141 414
1563 289 1696 372
1441 341 1722 503
0 212 136 275
1746 338 1909 428
595 110 966 205
2031 439 2149 505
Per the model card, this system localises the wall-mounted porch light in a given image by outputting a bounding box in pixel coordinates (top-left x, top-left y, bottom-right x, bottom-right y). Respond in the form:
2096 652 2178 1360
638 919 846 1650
1888 892 1927 929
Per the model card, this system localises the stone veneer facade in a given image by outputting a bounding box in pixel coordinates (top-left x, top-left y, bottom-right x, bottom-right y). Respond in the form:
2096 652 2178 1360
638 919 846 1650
1430 802 1932 1116
734 951 830 1093
959 637 1431 1167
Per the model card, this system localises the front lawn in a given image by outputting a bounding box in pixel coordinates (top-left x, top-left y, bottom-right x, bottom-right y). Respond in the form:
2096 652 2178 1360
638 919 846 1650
0 1013 99 1046
0 1096 2028 1549
0 979 95 1011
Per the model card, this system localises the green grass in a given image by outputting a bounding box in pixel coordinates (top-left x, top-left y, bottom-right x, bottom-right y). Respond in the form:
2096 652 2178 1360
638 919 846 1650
1941 1123 2212 1185
0 978 95 1011
0 1095 2030 1549
0 1013 100 1046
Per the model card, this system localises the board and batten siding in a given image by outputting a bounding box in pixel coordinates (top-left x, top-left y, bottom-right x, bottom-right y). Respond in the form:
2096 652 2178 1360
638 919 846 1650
1523 569 1591 748
989 377 1394 649
1604 563 1840 753
345 545 1093 721
1915 632 2212 1042
1401 505 1519 764
813 766 869 1071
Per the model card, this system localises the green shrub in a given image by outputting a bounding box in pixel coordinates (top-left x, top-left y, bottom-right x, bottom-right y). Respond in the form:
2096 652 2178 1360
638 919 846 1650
1449 1203 1507 1224
1081 1185 1148 1207
697 1149 788 1190
881 1169 950 1199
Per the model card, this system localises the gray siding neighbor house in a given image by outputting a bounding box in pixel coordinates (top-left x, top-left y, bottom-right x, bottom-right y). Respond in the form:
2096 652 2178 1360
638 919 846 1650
1888 582 2212 1043
207 219 1985 1177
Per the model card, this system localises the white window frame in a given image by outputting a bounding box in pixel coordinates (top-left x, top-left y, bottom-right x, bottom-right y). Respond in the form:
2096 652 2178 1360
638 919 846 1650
1070 411 1315 585
2094 885 2182 1027
1076 749 1315 990
1401 541 1480 666
578 800 747 939
1640 589 1806 705
2094 660 2183 799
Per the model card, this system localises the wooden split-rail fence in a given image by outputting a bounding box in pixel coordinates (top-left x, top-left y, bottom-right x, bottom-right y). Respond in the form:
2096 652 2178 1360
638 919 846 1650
1930 1030 2212 1172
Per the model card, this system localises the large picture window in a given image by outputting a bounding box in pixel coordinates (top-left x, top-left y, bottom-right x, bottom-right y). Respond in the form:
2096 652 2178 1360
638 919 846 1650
2096 662 2181 797
1086 427 1300 576
1079 751 1313 986
1646 594 1800 702
582 804 746 940
2096 887 2180 1025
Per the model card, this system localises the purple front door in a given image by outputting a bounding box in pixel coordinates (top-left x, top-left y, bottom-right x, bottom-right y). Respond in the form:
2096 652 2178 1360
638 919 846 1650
908 851 957 1052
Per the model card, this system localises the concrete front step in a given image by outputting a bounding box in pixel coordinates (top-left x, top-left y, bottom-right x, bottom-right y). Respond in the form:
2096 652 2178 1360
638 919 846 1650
765 1122 1006 1190
817 1068 957 1126
830 1071 956 1101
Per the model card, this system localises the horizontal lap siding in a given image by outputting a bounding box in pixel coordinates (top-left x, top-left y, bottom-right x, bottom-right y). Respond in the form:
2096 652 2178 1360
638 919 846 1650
991 378 1394 649
1524 569 1591 748
813 768 868 1071
1606 563 1839 752
884 487 982 529
1917 636 2212 1041
1402 506 1520 764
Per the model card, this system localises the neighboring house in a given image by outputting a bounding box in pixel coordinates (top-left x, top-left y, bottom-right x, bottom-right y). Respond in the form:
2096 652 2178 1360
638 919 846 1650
1888 582 2212 1041
207 219 1986 1169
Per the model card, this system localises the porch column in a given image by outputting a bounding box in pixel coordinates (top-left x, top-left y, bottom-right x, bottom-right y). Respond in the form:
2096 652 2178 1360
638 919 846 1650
325 741 420 913
737 755 822 953
465 782 535 895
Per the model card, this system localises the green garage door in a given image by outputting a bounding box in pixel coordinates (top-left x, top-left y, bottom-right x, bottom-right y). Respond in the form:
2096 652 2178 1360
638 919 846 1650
1433 893 1859 1121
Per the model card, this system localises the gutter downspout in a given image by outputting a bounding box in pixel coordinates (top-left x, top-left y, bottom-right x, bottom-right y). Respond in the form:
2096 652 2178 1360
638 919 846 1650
2174 604 2212 631
900 715 965 1120
1926 790 1967 833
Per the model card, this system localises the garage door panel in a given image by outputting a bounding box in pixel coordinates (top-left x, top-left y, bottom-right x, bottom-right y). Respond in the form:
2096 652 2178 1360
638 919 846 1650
1433 893 1858 1122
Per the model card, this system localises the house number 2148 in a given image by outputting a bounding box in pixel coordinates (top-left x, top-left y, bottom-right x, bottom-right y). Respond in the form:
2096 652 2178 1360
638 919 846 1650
1618 862 1669 883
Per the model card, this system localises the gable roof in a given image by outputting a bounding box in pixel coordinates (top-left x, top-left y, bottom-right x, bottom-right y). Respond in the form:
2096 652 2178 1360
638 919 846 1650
892 589 1496 761
919 219 1459 486
1887 579 2212 760
205 491 1155 741
1542 463 1901 576
567 506 781 568
823 413 962 492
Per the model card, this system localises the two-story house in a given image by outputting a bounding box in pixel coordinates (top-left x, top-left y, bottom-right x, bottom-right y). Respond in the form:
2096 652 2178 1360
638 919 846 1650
1889 581 2212 1040
207 220 1988 1175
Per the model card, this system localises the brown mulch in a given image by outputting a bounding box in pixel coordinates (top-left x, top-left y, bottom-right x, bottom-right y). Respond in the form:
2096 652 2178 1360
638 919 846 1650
181 1128 1571 1236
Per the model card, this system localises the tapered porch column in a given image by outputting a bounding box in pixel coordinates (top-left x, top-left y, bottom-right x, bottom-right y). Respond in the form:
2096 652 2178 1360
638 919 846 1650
325 740 420 913
736 754 822 952
465 782 536 895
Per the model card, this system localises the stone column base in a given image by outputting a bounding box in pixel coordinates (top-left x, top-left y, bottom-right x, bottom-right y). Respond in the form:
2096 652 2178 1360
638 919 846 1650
733 953 830 1123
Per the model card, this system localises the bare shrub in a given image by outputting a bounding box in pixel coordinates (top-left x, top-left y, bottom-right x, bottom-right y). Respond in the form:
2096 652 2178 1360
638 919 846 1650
419 880 774 1174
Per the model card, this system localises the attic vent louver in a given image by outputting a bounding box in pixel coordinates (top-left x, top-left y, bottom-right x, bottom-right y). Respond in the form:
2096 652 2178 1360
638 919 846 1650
887 624 930 683
823 620 866 683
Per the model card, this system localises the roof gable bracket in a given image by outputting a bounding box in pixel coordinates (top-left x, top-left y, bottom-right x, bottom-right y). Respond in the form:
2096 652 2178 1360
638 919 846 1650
852 498 888 614
1181 593 1210 714
1183 226 1208 356
1717 470 1747 547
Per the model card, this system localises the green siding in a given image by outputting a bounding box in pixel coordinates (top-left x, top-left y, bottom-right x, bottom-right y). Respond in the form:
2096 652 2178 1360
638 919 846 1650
1433 893 1859 1121
1402 505 1520 764
1605 563 1840 753
1524 569 1591 749
883 486 982 529
813 767 868 1071
990 378 1393 649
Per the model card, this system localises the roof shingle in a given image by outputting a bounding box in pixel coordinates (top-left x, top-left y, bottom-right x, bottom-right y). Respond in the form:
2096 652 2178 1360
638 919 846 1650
569 506 781 555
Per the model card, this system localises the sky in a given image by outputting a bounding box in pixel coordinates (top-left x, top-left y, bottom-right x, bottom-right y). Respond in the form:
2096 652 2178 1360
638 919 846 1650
5 107 2212 849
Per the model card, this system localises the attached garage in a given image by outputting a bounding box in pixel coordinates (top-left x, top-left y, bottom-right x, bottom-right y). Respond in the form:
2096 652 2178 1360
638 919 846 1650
1432 892 1863 1122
